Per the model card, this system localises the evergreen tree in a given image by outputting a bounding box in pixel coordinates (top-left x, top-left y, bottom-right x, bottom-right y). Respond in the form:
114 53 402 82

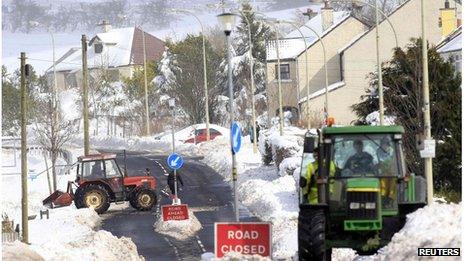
156 35 222 125
216 3 274 129
352 38 462 199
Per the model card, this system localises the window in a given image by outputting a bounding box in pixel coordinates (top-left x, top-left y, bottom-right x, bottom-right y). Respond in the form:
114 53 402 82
82 161 104 178
94 43 103 54
105 159 121 178
275 64 290 80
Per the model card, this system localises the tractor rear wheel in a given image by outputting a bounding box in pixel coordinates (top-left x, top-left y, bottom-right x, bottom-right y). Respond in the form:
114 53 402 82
133 188 156 211
298 209 331 261
77 184 110 214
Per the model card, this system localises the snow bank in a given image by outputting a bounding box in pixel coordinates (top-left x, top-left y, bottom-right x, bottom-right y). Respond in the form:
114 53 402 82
201 251 271 261
153 210 202 240
1 149 75 224
374 203 462 261
2 241 44 261
198 131 301 258
159 123 230 143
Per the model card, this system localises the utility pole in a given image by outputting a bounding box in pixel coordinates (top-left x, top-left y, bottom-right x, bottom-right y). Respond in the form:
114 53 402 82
142 29 150 136
375 0 384 126
421 0 433 205
20 52 29 244
82 35 90 156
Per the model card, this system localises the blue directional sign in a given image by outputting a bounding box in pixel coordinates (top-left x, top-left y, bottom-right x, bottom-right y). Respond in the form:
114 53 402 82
231 122 242 154
167 153 184 170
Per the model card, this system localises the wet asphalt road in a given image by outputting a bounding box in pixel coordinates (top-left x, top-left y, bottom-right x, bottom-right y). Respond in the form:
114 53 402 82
100 151 256 260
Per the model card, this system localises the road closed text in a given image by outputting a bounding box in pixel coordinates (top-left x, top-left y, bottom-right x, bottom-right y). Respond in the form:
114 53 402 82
215 222 271 258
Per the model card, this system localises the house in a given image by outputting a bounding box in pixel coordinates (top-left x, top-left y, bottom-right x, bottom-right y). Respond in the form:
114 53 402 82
437 26 462 74
50 21 165 89
266 0 461 126
265 3 369 124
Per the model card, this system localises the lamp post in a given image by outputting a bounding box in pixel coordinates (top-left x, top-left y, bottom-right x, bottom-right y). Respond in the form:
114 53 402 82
217 11 239 222
141 27 150 136
168 97 179 202
299 24 329 123
171 9 211 141
276 20 309 129
267 20 284 136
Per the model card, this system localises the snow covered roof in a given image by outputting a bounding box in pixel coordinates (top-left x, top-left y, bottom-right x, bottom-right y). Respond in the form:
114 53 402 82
267 11 351 61
437 26 462 53
54 27 164 72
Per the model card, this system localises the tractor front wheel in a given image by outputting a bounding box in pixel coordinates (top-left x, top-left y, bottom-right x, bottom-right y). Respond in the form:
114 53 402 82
76 184 110 214
298 209 331 261
133 188 157 211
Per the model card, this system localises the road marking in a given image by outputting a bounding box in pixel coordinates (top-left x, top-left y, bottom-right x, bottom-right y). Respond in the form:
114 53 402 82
163 237 181 261
153 160 169 176
195 235 206 253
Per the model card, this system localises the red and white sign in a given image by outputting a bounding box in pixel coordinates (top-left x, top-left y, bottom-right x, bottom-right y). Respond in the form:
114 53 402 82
161 204 189 221
215 222 272 258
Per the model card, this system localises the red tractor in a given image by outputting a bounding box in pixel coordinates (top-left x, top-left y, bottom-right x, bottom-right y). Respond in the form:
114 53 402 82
43 153 157 214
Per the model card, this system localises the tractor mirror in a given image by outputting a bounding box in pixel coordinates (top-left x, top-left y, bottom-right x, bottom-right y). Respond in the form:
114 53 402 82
303 137 316 153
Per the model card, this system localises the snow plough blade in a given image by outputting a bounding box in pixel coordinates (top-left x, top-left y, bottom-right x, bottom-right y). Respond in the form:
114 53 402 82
42 190 73 208
42 182 75 208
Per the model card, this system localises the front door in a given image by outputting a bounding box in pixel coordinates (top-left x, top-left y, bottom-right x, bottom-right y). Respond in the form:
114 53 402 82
104 159 124 200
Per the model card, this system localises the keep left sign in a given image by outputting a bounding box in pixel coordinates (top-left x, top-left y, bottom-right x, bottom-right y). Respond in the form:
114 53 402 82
215 222 272 258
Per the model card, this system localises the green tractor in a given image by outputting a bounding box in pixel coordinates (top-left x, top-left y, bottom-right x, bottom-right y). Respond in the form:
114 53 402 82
298 125 426 260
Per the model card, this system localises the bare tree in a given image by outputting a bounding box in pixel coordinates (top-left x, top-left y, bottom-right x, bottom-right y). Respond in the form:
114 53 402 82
34 85 77 191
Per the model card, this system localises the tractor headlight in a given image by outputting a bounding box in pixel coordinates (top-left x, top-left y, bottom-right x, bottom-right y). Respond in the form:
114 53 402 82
365 202 376 209
349 202 360 209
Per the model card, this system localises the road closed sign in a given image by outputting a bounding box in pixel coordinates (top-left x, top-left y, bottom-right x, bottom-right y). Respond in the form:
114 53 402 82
215 222 271 258
161 204 189 221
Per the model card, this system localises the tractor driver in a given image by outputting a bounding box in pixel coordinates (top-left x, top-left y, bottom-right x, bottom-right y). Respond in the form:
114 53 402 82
344 139 374 174
300 147 336 204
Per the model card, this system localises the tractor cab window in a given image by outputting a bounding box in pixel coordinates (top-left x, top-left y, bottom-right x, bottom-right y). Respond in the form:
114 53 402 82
82 161 104 178
329 134 399 211
332 134 398 177
105 159 121 178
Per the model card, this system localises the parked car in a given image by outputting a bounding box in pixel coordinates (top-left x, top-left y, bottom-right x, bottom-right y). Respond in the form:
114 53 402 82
184 128 222 144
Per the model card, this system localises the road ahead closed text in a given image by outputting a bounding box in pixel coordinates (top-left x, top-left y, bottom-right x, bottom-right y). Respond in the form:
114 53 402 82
215 222 271 258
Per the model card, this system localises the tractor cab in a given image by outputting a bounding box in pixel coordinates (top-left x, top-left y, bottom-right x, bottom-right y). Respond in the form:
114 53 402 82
298 126 426 260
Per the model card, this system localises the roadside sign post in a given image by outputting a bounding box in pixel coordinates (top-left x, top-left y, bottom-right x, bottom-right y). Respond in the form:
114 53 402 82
167 153 183 204
215 222 271 258
231 122 241 222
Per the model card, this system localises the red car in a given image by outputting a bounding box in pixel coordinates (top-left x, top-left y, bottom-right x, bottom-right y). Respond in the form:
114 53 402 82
184 128 222 144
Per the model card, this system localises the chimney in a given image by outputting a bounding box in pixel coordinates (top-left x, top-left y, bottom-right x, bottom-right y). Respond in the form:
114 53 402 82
439 0 457 38
98 20 112 33
321 1 333 31
303 8 318 20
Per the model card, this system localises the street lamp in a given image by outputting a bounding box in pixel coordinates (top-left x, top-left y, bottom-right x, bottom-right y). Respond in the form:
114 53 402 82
276 20 310 129
299 24 329 124
217 11 240 222
171 9 211 141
